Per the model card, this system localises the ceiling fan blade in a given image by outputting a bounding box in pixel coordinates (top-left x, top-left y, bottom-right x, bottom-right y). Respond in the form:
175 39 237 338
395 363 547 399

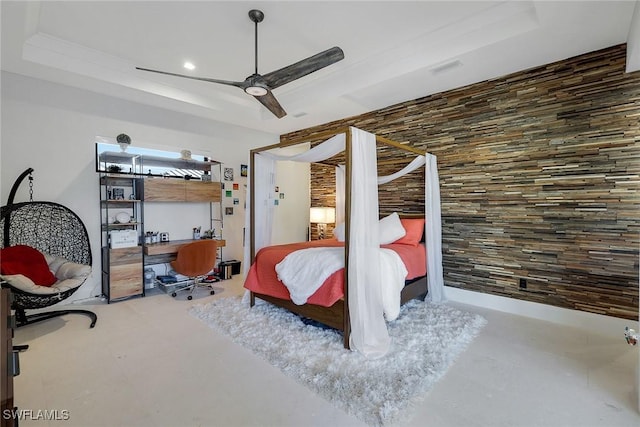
136 67 245 88
253 90 287 118
262 46 344 89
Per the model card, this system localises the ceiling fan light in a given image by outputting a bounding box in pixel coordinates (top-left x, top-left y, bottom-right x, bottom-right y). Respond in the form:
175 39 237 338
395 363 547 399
245 85 268 96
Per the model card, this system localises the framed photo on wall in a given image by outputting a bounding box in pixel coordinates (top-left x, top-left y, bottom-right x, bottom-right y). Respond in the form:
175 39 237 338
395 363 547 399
224 167 234 181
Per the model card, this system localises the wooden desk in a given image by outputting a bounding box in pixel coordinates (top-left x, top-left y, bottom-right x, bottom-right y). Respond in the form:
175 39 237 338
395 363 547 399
144 239 225 265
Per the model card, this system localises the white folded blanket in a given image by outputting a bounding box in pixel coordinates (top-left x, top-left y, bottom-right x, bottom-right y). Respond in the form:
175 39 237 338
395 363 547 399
275 247 407 320
275 247 343 305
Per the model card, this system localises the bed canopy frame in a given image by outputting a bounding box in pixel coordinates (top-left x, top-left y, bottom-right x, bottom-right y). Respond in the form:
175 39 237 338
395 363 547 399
246 126 444 357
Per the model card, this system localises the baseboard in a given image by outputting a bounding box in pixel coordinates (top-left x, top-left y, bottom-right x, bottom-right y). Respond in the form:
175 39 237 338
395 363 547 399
444 286 639 339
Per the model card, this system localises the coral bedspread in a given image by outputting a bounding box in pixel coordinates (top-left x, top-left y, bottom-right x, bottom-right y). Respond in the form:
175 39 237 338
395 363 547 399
244 239 426 307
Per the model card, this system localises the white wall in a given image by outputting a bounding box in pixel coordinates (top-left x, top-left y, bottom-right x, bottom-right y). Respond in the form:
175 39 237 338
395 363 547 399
0 71 279 302
271 144 311 245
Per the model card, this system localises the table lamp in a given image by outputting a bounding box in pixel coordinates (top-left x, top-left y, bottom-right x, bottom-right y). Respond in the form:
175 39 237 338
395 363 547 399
310 207 336 240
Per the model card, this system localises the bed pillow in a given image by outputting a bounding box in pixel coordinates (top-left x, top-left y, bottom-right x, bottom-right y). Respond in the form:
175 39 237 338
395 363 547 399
0 245 57 287
379 212 406 245
394 218 425 246
333 222 345 241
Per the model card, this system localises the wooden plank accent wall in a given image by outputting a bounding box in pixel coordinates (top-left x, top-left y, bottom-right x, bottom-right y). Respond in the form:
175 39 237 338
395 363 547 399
282 44 640 320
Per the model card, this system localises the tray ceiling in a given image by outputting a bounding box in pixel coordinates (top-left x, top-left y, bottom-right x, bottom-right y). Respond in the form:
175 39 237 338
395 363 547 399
2 1 638 135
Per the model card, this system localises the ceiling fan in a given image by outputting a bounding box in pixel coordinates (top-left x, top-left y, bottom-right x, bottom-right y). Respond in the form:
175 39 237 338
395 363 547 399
136 9 344 119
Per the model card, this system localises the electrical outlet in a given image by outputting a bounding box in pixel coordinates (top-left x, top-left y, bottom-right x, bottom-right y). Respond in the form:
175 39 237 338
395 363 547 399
519 278 527 289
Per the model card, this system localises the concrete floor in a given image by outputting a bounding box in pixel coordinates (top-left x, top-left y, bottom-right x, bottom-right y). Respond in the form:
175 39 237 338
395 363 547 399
12 275 640 427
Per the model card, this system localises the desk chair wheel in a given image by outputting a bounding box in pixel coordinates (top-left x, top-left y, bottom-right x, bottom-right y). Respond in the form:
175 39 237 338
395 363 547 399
210 290 215 295
171 292 177 297
187 295 193 300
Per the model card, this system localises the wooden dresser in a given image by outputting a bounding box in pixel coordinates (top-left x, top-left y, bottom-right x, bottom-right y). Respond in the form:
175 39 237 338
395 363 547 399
1 288 18 427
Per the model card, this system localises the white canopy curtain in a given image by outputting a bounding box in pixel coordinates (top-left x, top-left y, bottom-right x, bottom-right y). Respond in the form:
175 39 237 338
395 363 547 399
245 127 444 358
347 129 389 357
335 154 445 303
242 133 345 276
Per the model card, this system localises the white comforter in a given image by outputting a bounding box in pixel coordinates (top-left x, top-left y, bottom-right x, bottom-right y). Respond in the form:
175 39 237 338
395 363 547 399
275 247 408 320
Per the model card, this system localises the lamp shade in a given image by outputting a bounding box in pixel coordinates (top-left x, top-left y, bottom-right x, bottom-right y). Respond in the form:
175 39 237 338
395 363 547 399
309 207 336 224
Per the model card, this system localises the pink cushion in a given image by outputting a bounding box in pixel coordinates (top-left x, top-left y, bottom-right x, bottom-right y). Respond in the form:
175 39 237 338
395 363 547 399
394 218 425 246
0 245 57 287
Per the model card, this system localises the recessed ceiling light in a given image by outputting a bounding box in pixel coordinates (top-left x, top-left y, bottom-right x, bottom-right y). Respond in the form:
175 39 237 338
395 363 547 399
183 62 196 70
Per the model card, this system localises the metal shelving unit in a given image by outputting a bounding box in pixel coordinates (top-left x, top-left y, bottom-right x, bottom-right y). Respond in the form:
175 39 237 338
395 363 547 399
96 141 223 299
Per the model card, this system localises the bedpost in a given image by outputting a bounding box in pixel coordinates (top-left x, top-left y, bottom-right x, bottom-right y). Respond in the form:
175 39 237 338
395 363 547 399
249 149 256 264
343 128 352 349
249 150 257 309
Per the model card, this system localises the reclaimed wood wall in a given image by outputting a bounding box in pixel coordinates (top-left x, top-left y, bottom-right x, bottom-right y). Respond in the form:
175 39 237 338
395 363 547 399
282 44 639 320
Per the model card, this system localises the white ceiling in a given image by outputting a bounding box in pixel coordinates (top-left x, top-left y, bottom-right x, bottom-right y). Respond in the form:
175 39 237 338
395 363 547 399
2 1 639 135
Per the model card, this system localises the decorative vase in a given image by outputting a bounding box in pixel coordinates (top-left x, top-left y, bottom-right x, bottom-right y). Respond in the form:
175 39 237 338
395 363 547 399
116 133 131 152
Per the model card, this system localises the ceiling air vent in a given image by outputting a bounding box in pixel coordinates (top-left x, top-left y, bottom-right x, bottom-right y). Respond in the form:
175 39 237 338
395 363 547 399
429 60 462 75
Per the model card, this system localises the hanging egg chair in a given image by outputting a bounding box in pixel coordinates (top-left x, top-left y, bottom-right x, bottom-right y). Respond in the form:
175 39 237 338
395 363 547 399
0 168 97 328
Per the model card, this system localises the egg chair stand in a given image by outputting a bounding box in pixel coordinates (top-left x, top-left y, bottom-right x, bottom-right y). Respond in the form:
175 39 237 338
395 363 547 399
1 168 97 329
12 301 97 329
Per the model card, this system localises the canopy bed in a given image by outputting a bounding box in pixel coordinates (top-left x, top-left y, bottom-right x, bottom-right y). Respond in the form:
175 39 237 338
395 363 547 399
244 127 444 358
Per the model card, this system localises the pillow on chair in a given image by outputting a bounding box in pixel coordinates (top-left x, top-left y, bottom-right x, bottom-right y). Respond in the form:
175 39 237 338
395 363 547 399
1 257 91 295
0 245 57 286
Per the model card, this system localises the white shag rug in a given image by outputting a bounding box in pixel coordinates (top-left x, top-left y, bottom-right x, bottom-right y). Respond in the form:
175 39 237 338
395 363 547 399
190 297 486 426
